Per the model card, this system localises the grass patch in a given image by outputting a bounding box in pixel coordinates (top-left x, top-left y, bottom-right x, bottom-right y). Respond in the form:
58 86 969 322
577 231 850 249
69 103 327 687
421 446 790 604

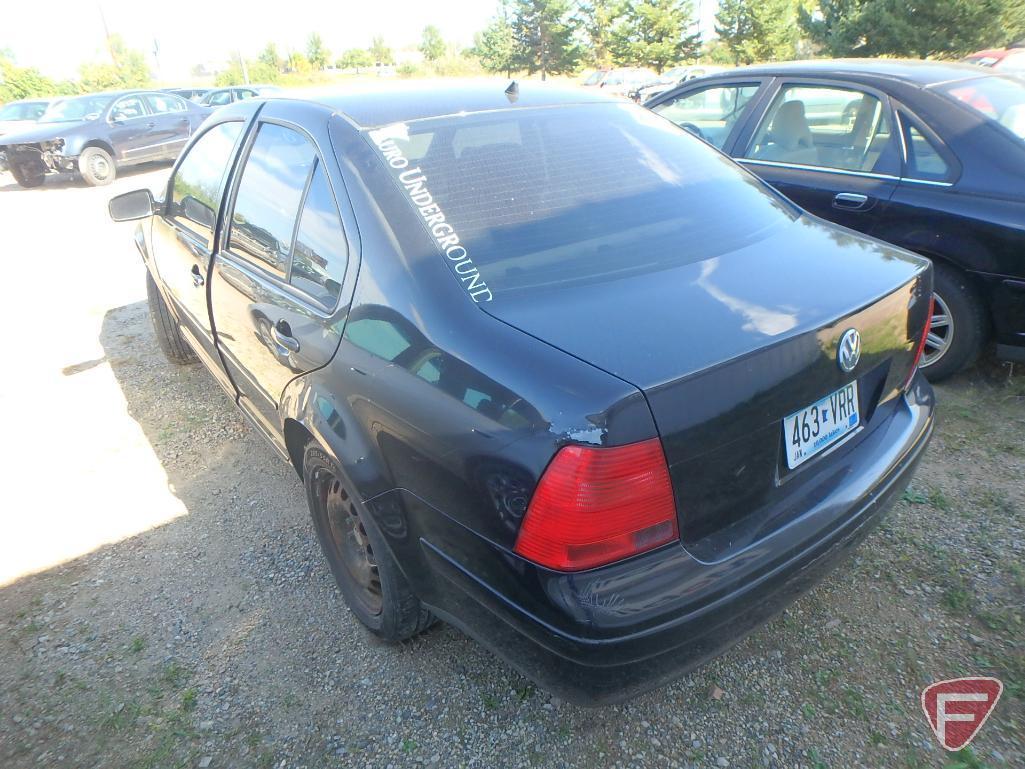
129 636 145 654
902 488 929 505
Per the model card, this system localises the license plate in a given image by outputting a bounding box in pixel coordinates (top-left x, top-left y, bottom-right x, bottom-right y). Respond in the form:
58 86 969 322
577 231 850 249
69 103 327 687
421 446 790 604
783 381 860 469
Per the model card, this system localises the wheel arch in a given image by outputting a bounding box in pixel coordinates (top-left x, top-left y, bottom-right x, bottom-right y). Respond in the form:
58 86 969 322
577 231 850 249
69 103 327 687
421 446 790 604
278 372 393 504
79 139 116 160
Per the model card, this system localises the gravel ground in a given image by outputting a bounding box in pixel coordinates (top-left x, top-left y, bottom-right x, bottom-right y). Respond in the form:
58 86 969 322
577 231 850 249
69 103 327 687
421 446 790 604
0 168 1022 769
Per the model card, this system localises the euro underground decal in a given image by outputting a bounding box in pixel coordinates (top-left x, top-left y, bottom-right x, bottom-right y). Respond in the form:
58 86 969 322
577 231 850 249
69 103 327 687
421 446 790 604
368 123 493 303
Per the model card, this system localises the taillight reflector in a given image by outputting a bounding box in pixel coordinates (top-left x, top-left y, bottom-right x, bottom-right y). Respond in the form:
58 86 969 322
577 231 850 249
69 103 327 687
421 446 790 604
904 296 934 390
513 438 679 571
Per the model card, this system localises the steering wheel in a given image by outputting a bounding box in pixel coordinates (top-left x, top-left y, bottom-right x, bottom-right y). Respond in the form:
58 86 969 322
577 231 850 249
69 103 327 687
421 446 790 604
680 122 708 143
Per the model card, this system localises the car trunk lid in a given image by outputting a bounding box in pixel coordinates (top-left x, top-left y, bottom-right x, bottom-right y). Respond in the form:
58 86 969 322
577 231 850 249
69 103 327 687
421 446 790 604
483 216 931 553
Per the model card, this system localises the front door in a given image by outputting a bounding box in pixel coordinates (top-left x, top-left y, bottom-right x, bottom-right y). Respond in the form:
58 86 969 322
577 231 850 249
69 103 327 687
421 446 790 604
210 117 352 441
150 120 246 380
735 82 902 235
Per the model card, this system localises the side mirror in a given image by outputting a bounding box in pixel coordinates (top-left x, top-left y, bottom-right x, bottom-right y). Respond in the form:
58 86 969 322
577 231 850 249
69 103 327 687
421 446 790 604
108 189 155 222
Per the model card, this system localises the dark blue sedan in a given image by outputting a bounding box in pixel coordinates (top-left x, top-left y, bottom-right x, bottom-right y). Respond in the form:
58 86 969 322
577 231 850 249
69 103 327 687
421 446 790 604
646 60 1025 380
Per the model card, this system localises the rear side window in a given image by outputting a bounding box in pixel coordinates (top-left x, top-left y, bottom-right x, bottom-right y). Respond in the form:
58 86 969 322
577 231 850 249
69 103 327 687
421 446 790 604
228 123 316 277
145 93 187 114
207 91 232 106
651 83 760 149
903 121 951 180
289 164 348 309
748 85 896 174
169 121 244 240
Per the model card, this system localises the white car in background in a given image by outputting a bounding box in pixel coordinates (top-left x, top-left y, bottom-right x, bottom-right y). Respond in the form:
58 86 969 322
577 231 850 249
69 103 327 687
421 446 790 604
583 67 659 98
633 66 730 103
0 98 56 136
0 97 58 174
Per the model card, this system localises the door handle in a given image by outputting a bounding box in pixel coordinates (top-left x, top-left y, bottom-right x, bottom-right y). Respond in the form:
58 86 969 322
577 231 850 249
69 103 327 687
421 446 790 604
272 320 300 353
191 264 204 287
146 121 156 129
833 192 870 211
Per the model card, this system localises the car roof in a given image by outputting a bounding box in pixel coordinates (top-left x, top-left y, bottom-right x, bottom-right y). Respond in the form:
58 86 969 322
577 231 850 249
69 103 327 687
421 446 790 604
695 58 996 86
288 79 619 128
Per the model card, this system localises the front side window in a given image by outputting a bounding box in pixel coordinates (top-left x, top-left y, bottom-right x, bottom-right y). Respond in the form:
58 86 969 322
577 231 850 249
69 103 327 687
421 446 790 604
939 75 1025 143
228 123 316 276
365 103 795 302
652 84 760 149
145 93 187 114
170 122 244 239
747 85 896 173
289 163 348 309
110 96 147 122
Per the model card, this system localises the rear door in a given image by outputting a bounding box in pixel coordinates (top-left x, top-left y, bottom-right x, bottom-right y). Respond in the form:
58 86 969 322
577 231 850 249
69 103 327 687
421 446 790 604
142 93 193 159
150 119 247 385
107 94 155 162
209 106 356 443
734 79 902 235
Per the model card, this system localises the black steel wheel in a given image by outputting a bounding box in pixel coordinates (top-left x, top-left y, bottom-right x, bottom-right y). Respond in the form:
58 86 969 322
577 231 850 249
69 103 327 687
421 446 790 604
304 445 434 640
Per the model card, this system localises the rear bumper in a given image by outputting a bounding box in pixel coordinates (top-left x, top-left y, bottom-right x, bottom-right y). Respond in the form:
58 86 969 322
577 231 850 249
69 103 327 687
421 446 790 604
417 377 935 705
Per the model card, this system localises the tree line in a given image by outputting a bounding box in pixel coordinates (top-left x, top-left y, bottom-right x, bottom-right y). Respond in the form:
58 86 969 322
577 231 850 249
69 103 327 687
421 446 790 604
1 35 150 103
472 0 1025 78
3 0 1024 103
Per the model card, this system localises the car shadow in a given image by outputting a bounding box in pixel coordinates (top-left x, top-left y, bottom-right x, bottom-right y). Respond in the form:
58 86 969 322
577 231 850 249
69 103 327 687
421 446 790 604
0 298 500 767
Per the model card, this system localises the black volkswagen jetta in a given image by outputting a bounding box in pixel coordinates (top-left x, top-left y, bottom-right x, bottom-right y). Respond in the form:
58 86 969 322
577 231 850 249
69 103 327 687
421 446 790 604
645 60 1025 380
109 82 935 704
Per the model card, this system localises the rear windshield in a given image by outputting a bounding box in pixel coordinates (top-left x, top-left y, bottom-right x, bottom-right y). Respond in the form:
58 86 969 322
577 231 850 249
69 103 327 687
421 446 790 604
938 75 1025 143
366 102 796 303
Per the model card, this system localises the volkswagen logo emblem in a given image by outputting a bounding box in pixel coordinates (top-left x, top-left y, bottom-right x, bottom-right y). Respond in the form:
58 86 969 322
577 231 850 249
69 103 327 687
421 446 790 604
837 328 862 373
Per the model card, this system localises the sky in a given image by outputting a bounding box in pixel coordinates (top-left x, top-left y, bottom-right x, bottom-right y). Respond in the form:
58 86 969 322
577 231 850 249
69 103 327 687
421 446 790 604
2 0 721 83
1 0 502 81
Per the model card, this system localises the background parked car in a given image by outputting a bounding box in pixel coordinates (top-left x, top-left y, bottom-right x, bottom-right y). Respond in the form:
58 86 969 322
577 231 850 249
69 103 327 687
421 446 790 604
162 87 212 103
581 67 658 98
0 97 57 174
0 97 56 136
631 65 729 102
646 60 1025 380
0 90 210 187
962 43 1025 76
199 84 282 107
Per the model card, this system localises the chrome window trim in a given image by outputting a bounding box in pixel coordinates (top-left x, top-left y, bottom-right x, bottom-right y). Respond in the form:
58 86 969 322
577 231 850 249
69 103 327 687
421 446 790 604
895 110 909 165
738 157 900 181
737 157 954 187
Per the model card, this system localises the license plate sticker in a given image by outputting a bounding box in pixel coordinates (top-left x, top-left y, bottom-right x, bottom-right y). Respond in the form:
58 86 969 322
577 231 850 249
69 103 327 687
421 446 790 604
783 381 860 470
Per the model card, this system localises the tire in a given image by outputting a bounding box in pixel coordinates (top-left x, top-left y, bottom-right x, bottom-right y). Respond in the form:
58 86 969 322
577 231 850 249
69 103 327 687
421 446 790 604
146 271 196 365
78 146 116 186
10 159 44 188
304 445 434 641
919 261 989 382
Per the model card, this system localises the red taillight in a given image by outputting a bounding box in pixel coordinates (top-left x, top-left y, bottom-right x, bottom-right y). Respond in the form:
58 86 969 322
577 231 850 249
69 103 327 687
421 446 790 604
904 297 934 390
513 438 679 571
